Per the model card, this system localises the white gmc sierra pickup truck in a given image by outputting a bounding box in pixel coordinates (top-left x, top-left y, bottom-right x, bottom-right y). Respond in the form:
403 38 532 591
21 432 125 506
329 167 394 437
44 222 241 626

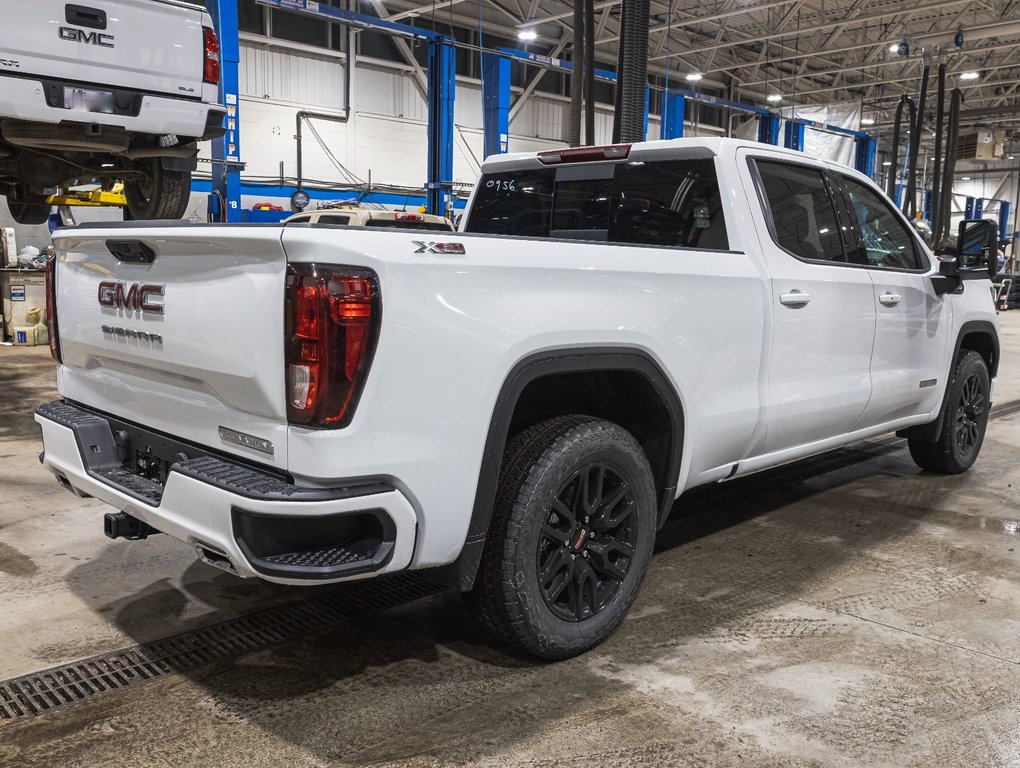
36 138 1001 659
0 0 225 223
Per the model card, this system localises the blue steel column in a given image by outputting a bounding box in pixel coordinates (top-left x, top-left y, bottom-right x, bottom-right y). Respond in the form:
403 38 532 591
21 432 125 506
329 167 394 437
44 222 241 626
642 87 650 141
206 0 241 222
757 115 780 145
973 198 984 219
660 92 685 139
964 197 976 218
481 52 510 158
1000 202 1012 244
783 120 805 151
855 135 876 177
427 38 455 216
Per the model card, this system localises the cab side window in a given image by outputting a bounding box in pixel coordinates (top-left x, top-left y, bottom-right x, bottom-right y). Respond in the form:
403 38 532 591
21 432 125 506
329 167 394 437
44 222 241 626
840 177 926 271
754 161 846 263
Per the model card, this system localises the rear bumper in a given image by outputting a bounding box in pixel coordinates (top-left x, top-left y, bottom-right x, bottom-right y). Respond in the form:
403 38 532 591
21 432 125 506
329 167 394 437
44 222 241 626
35 401 417 586
0 74 225 141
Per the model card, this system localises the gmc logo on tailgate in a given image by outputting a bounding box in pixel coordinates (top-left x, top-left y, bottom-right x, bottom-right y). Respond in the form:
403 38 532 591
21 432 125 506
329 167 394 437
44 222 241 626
59 27 114 47
98 282 164 315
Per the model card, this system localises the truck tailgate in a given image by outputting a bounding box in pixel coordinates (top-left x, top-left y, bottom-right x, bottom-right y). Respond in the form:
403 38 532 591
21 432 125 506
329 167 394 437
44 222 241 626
52 226 290 470
2 0 206 99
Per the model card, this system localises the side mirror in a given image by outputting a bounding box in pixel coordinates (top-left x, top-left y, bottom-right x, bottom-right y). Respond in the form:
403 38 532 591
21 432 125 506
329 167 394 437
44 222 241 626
954 219 998 280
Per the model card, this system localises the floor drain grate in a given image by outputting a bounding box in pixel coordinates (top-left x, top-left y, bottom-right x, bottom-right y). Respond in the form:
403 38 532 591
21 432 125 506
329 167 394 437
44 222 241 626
0 573 444 723
990 398 1020 421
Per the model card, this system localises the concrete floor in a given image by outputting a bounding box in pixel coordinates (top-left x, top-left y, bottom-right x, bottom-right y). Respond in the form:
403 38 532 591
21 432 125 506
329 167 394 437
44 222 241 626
1 314 1019 767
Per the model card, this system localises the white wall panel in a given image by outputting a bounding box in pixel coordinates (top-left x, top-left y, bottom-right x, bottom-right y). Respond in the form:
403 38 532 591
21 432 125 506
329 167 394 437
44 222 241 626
240 43 345 109
227 39 685 203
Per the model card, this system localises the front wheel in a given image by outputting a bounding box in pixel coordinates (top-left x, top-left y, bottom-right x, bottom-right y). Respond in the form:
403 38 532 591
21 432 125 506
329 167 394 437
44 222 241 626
467 415 657 659
124 160 190 220
908 350 990 474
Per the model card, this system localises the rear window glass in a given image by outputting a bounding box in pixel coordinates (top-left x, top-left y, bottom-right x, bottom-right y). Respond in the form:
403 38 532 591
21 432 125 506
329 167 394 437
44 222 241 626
316 214 352 225
754 160 846 263
465 158 728 249
367 219 453 231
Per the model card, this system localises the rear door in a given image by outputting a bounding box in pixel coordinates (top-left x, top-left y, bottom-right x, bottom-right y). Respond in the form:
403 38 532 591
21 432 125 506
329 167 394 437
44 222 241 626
740 151 876 453
52 226 291 469
831 172 952 424
4 0 206 98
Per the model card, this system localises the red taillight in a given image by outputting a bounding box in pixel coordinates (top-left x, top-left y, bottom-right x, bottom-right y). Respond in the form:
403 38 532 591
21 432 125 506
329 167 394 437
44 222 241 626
537 143 631 165
394 212 423 222
45 253 60 362
202 26 221 85
285 265 380 427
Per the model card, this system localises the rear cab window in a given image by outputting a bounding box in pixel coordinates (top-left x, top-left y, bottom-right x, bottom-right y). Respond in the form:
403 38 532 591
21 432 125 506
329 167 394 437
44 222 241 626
367 219 454 232
465 156 729 250
753 160 847 263
316 214 352 225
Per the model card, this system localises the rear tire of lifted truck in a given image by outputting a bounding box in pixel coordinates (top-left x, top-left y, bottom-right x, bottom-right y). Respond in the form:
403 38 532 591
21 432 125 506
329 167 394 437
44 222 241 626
7 196 52 225
124 159 191 220
467 415 657 660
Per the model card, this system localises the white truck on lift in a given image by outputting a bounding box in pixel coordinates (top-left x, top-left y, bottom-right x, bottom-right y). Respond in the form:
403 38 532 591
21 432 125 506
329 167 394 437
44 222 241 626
36 138 1000 659
0 0 225 223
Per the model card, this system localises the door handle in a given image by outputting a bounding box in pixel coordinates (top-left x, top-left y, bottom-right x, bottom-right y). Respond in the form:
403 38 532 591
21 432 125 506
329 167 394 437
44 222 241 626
879 292 902 306
779 291 811 307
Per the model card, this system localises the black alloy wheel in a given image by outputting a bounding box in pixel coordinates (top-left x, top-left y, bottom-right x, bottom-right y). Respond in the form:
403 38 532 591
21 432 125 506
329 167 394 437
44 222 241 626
467 414 658 659
953 371 986 460
537 463 637 622
908 349 990 474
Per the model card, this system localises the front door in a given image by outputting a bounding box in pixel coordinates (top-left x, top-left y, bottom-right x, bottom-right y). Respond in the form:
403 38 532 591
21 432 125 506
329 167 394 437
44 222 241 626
740 152 877 454
832 173 953 424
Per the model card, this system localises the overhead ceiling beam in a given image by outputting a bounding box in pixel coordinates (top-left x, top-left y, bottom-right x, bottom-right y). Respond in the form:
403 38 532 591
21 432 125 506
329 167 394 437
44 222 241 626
386 0 469 22
649 0 974 62
594 0 795 46
733 40 1020 88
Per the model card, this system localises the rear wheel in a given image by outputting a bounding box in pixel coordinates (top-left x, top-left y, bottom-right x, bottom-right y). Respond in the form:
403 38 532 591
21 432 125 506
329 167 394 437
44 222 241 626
908 350 990 474
467 415 657 659
124 160 190 220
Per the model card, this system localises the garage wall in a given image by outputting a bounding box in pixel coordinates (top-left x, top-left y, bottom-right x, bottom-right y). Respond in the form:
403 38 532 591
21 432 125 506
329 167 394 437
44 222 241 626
209 38 658 198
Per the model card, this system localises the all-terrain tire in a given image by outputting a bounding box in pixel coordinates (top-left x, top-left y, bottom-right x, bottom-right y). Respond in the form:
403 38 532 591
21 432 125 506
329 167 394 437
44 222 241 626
908 350 990 474
124 160 190 220
7 198 52 225
467 414 657 659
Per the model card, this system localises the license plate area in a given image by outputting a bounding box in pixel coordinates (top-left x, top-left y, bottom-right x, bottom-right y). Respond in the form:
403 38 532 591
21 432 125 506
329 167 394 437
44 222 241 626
41 80 143 117
63 87 115 114
110 420 206 487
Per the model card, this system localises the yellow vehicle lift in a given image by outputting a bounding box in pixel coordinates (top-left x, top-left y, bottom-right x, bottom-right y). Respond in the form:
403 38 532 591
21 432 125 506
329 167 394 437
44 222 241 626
45 184 127 208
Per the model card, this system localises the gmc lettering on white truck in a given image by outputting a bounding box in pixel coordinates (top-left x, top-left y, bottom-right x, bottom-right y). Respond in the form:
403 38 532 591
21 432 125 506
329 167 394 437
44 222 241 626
36 138 1000 659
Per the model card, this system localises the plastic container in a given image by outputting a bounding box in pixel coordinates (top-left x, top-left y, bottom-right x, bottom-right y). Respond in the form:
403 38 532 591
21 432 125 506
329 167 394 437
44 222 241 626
13 326 36 346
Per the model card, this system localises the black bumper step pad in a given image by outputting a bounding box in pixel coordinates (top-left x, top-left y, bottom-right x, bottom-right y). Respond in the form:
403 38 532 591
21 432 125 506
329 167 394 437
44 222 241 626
35 400 391 506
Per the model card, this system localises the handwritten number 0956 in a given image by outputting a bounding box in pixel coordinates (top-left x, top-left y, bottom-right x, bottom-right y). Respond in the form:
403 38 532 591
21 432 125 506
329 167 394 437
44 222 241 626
486 179 516 192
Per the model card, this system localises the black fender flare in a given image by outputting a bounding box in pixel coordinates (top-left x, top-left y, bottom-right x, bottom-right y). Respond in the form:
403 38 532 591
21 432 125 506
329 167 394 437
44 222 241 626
897 320 999 443
452 346 685 591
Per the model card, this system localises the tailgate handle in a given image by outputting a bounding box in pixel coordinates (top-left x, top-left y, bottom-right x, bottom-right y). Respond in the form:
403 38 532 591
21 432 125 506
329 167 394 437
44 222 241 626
65 4 108 29
106 240 156 265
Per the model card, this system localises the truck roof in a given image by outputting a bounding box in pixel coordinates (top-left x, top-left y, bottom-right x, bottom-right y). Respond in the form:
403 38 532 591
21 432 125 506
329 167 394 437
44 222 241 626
480 136 855 175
